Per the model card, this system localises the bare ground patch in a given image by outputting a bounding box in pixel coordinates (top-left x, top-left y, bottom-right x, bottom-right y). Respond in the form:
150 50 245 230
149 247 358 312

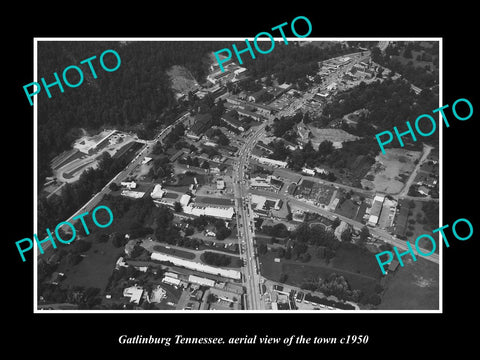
361 148 421 194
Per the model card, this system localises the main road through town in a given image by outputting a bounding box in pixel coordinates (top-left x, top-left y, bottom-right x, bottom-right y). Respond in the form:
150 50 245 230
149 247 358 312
232 122 268 310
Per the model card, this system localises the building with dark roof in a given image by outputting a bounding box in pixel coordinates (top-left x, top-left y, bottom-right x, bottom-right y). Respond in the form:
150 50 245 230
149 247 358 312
248 88 267 102
221 110 245 131
237 108 263 121
186 113 213 140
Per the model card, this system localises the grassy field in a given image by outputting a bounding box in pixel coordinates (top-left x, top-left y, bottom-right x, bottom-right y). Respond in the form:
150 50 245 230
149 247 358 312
58 240 124 291
403 200 439 253
332 243 383 278
335 198 360 220
259 244 381 297
166 65 199 94
378 257 439 310
306 126 359 148
200 252 242 269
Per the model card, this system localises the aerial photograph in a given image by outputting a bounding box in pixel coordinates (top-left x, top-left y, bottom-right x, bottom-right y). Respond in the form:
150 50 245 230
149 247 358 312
35 39 440 311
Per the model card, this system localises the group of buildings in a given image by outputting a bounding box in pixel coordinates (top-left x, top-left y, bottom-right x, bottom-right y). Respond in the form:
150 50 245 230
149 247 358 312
121 267 243 310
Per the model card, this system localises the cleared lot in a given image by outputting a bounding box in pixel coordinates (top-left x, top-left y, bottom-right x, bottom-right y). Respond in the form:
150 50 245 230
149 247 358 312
361 148 421 194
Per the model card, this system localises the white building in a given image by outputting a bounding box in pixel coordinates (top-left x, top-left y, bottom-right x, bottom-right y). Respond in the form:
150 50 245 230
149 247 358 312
234 67 247 76
150 285 167 303
183 205 235 220
216 180 226 190
180 194 191 207
314 167 329 175
327 82 338 91
189 274 215 287
150 184 165 199
121 190 145 199
302 168 316 176
123 286 144 305
367 194 385 226
205 230 216 237
253 155 288 168
250 177 271 189
204 141 218 148
121 181 137 189
162 276 181 286
141 157 152 165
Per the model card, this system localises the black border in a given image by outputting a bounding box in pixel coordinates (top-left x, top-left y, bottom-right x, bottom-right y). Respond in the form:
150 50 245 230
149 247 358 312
6 5 479 355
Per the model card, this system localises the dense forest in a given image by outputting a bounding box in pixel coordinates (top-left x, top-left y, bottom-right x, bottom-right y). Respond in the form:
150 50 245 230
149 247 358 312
37 41 230 185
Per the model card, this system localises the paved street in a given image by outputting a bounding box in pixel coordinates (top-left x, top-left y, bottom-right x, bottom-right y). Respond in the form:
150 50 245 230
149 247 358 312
232 122 268 310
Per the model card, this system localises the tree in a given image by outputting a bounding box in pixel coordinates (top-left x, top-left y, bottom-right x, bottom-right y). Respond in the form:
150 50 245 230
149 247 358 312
404 47 412 59
129 244 147 259
332 217 341 229
109 182 119 191
215 226 231 240
257 243 268 255
285 246 292 259
279 273 288 283
173 201 183 213
265 75 273 87
207 293 218 303
152 141 163 155
358 226 370 245
112 233 126 248
341 228 352 242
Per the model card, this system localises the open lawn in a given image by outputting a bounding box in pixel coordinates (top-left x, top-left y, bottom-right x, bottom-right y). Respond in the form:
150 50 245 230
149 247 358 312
361 148 421 194
55 196 158 292
378 257 439 310
332 243 383 279
402 200 439 253
335 198 360 220
166 65 199 94
306 126 360 148
58 240 124 291
259 244 381 298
